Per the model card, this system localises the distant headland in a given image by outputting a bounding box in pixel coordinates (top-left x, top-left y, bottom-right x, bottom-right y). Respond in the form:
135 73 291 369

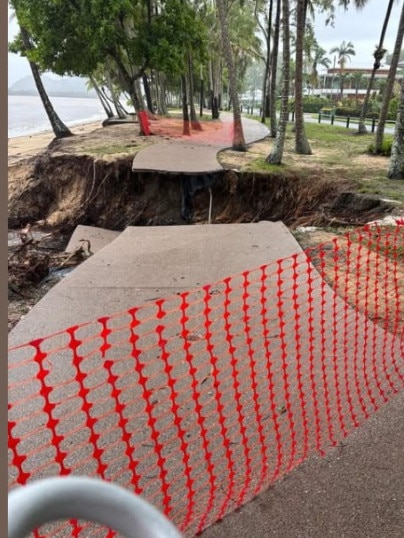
8 74 97 99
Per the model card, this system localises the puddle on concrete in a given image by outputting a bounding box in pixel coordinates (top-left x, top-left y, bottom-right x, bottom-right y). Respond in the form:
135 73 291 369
49 265 77 278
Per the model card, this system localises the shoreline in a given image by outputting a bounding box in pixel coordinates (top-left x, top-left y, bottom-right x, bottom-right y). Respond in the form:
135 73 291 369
8 115 105 140
8 120 104 165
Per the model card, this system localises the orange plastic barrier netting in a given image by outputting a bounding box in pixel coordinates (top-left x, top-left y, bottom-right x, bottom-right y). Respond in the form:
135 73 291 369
146 116 235 143
8 225 404 537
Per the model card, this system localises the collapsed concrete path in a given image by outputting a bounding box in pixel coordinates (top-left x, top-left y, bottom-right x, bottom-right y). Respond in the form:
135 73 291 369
9 221 299 347
132 115 270 174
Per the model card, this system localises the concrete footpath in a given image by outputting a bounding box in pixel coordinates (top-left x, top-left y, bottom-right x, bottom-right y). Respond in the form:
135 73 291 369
132 115 270 174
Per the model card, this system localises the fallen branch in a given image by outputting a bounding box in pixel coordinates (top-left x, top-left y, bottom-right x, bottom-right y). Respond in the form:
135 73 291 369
56 239 92 269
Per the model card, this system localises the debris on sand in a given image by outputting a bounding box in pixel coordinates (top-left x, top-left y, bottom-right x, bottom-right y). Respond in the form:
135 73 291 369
8 227 93 330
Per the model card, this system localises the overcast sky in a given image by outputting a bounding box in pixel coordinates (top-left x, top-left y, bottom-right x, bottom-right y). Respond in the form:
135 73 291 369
7 0 404 86
313 0 403 70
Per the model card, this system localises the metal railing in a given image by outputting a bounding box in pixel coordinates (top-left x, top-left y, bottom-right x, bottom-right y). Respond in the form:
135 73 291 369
317 112 396 132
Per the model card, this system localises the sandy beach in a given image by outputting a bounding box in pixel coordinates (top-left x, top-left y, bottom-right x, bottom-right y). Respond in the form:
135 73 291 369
8 120 103 165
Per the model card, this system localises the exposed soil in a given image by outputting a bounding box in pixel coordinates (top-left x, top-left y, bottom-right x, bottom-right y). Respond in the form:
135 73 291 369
8 117 402 333
8 229 93 331
9 129 395 232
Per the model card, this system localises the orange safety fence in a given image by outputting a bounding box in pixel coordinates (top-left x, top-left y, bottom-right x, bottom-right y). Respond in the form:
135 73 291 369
146 116 235 143
8 224 404 537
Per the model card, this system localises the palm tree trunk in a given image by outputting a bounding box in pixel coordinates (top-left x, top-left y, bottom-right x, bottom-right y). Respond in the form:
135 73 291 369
269 0 281 138
19 26 72 139
218 57 223 110
127 81 149 134
103 71 129 118
188 50 202 130
267 0 290 164
181 75 191 135
128 84 143 114
261 54 270 124
142 73 155 114
157 72 169 116
200 65 204 117
358 0 395 134
135 79 148 114
260 0 273 124
113 98 129 119
330 57 336 100
387 73 404 179
357 69 376 133
216 0 246 151
375 2 404 152
294 0 312 154
89 76 114 119
209 58 220 119
112 53 147 134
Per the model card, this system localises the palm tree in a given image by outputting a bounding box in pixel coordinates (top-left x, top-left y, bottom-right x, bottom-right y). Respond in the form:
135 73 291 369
375 1 404 153
215 0 246 151
349 71 365 103
309 43 331 90
87 60 130 120
181 74 191 135
255 0 273 124
87 76 115 119
187 50 202 130
329 40 356 99
294 0 312 154
269 0 281 138
337 71 350 98
376 78 388 97
10 5 73 139
267 0 290 164
387 72 404 179
357 0 396 134
339 0 370 8
20 29 73 139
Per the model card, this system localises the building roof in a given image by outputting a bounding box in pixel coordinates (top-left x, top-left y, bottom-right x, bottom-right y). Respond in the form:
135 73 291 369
326 66 391 76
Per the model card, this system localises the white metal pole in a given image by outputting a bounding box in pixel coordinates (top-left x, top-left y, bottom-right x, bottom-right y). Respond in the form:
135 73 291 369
8 477 183 538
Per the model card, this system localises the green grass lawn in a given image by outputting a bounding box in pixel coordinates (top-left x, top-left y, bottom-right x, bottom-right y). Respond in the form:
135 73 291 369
231 118 404 207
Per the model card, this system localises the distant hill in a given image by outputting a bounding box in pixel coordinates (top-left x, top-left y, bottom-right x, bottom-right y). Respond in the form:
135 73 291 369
8 74 98 98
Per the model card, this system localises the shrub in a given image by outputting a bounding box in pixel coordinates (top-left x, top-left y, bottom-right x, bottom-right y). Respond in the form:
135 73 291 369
288 97 333 113
335 106 380 119
287 97 396 120
367 136 393 156
388 97 399 119
335 106 361 118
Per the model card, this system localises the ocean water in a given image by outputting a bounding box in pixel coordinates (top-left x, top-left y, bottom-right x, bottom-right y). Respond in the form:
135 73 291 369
8 95 106 138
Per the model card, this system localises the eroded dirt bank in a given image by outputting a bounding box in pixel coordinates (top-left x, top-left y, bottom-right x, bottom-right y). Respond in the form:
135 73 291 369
8 152 394 233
